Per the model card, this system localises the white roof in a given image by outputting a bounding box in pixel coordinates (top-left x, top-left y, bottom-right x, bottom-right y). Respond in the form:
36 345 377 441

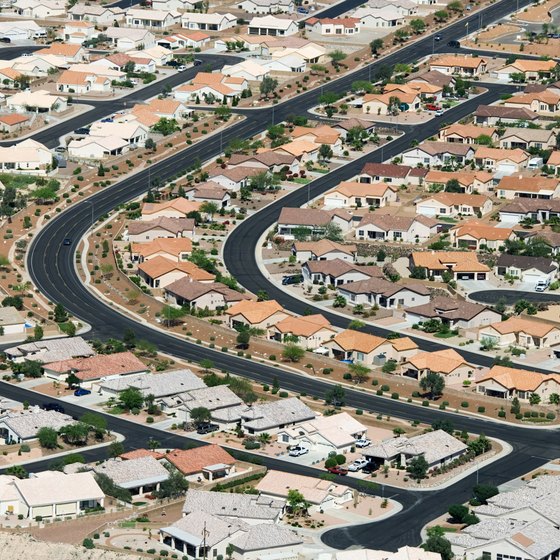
181 12 236 23
249 15 297 30
223 59 269 78
7 89 63 109
126 8 180 19
90 121 148 140
337 547 441 560
0 139 50 165
5 336 94 363
0 306 26 327
68 135 130 152
0 408 73 439
14 471 104 506
105 26 153 40
93 456 169 488
241 397 315 431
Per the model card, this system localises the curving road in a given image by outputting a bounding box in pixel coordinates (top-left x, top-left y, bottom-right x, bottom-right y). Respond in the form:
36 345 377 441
470 290 560 305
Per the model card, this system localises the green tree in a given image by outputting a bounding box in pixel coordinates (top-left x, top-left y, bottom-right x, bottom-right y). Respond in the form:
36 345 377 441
260 76 278 98
151 117 179 136
228 376 257 404
33 325 44 341
282 344 305 362
407 455 429 480
118 387 144 411
475 134 494 146
215 105 232 121
13 359 42 378
448 503 469 523
473 484 499 504
529 393 541 405
323 222 343 241
154 466 189 499
349 362 370 383
409 18 426 34
370 38 383 54
325 384 345 405
236 330 251 349
286 488 309 515
318 91 340 107
80 412 107 436
37 427 58 449
419 372 445 400
333 295 347 308
200 358 214 372
145 138 156 151
249 171 280 193
510 396 521 415
161 305 186 327
190 406 212 426
319 143 333 162
292 226 312 241
434 9 449 21
200 201 219 222
549 393 560 405
108 441 125 458
60 422 90 445
66 372 81 389
328 50 346 69
422 526 453 560
6 464 28 479
445 178 462 193
54 303 68 323
123 328 136 349
351 81 373 94
94 472 132 503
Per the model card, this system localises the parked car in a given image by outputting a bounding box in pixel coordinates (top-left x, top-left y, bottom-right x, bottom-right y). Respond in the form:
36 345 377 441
348 458 369 472
289 445 309 457
196 422 219 434
425 103 441 112
74 388 91 397
0 37 10 43
361 462 376 475
43 402 65 413
74 127 90 135
355 438 371 448
535 279 550 292
177 65 187 72
193 59 203 66
282 274 303 286
435 109 445 117
327 466 348 476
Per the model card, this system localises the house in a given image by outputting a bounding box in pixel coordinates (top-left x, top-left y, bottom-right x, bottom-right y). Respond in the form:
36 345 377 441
478 316 560 349
105 27 156 51
126 46 173 67
181 12 237 31
449 221 514 251
0 20 45 41
222 59 269 82
291 125 343 154
141 199 200 220
547 150 560 174
248 15 299 36
0 306 27 336
89 121 148 147
239 0 294 14
93 456 170 496
138 256 214 289
68 4 125 24
62 21 96 44
36 43 86 64
241 397 316 434
160 511 302 560
355 214 438 243
352 6 405 28
174 72 247 104
165 279 249 310
323 181 398 209
258 471 353 510
496 176 560 200
475 365 560 402
417 193 493 218
291 239 357 262
4 337 94 364
338 277 430 309
474 104 539 126
499 128 556 151
401 141 474 167
57 70 111 95
302 259 383 287
337 547 441 560
225 299 289 331
332 118 376 140
0 68 23 89
134 98 190 121
362 91 421 115
0 408 73 444
409 251 490 281
0 114 29 134
68 136 130 161
268 314 336 349
277 207 351 239
474 146 529 172
207 166 262 191
494 59 558 82
152 0 196 11
13 0 65 19
257 51 305 74
6 90 67 114
11 471 104 519
504 90 560 115
400 349 473 385
402 80 444 101
446 518 560 560
164 446 236 481
424 170 495 194
0 139 52 176
125 8 180 29
272 139 320 163
277 412 367 454
126 217 196 242
227 151 299 174
321 329 395 365
156 31 210 50
411 70 455 90
364 429 468 470
429 55 488 77
524 229 560 255
304 17 360 35
359 162 426 186
131 237 192 263
499 197 560 225
495 254 558 283
405 297 501 330
438 124 498 145
42 351 149 386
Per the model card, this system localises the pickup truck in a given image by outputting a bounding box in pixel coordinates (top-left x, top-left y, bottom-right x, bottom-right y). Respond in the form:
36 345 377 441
327 466 349 476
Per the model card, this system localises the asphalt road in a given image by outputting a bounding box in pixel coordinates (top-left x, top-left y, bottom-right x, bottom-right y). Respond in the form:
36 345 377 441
470 290 560 305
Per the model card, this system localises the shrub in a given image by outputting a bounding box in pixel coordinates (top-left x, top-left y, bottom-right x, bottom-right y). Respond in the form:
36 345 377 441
477 406 485 413
343 373 352 380
372 379 379 386
381 384 390 391
244 441 261 450
422 400 430 407
279 391 289 398
412 391 420 397
547 412 556 420
355 409 363 415
146 416 154 424
376 390 383 396
83 539 95 549
498 410 506 418
93 533 100 539
391 392 399 400
461 401 469 408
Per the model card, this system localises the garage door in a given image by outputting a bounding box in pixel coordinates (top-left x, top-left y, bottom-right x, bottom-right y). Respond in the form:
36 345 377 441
522 270 545 281
418 207 437 217
56 502 77 516
33 505 53 518
497 164 517 174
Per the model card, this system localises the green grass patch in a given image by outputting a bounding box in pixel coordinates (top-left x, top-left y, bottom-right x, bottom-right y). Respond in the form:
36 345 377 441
106 406 125 415
434 332 458 339
437 217 458 223
119 521 136 528
312 168 329 174
522 417 553 423
0 173 36 189
441 527 458 533
292 178 311 184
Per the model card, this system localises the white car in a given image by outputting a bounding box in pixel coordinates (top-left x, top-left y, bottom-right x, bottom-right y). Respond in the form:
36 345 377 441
355 438 371 448
289 445 308 457
348 458 369 472
535 279 550 292
177 65 187 72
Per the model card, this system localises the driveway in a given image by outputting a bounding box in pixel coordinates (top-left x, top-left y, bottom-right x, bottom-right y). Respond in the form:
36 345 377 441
458 279 499 294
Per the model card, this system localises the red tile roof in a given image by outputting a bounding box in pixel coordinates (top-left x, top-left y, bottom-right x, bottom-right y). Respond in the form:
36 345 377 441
165 445 235 475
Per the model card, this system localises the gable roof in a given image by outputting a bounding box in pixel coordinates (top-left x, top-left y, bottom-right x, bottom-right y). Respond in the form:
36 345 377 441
451 221 514 241
293 239 356 257
165 278 250 304
225 299 285 323
477 365 560 392
405 349 470 374
431 55 486 69
142 198 200 216
496 253 556 274
474 104 538 120
329 181 396 198
411 251 490 273
486 316 559 338
272 314 334 337
127 217 195 235
165 445 236 475
131 237 192 258
329 329 389 353
138 256 214 281
407 296 495 322
303 258 383 279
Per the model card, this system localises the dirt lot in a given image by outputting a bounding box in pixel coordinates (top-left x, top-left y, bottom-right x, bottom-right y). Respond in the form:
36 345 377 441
514 0 560 22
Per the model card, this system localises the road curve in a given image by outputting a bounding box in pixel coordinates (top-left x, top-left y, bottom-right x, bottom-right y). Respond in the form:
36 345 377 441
470 290 560 305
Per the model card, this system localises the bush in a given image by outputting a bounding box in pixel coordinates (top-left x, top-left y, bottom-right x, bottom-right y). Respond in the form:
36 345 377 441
372 379 379 386
335 454 346 465
498 410 506 418
93 533 100 539
477 406 485 413
412 391 420 397
146 416 154 424
83 539 95 549
381 384 390 391
391 392 399 400
343 373 352 380
547 412 556 420
355 409 363 415
422 400 430 407
461 401 469 408
244 441 261 450
279 391 288 398
325 457 337 469
376 389 383 396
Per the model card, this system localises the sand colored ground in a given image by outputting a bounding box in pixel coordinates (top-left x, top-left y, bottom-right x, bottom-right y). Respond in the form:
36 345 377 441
477 23 521 41
514 0 560 22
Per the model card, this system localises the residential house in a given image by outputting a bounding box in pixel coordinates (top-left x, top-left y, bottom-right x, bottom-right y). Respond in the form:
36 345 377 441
478 316 560 349
125 46 173 67
7 90 67 113
304 17 360 35
423 169 495 194
277 207 351 239
355 214 438 243
291 125 343 154
126 217 196 242
495 254 558 283
141 199 200 220
362 91 421 115
42 351 149 386
225 299 290 331
174 72 247 104
406 297 501 330
364 430 468 470
499 128 556 151
409 251 490 281
36 43 86 64
207 166 262 191
0 115 29 134
93 456 169 496
0 306 27 336
4 337 94 364
323 181 398 209
105 27 156 51
438 124 498 145
494 59 558 82
0 139 52 176
13 0 65 19
89 121 148 147
272 139 320 163
248 15 299 36
413 69 455 89
227 151 299 174
524 229 560 255
138 256 214 289
0 69 23 89
125 8 180 29
181 12 237 31
131 237 192 263
547 150 560 174
68 136 130 161
291 239 357 262
241 397 316 434
156 31 210 50
321 329 395 365
133 98 190 121
62 21 96 44
352 6 405 28
401 142 475 167
359 162 426 186
496 176 560 200
239 0 294 14
475 365 560 402
57 70 111 95
165 279 250 310
164 446 237 481
337 547 441 560
429 55 488 77
474 104 539 126
257 471 353 510
0 408 73 444
302 259 383 286
68 4 125 24
449 221 514 251
504 90 560 115
332 118 376 140
474 147 529 172
152 0 196 11
338 278 431 309
222 59 269 82
183 183 230 208
268 314 336 349
417 193 493 218
400 349 473 385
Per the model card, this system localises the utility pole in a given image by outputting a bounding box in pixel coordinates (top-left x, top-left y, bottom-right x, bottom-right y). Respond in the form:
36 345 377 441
202 521 208 560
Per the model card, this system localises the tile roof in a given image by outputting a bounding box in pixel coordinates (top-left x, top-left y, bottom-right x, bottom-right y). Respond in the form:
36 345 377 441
142 198 200 216
431 55 486 69
228 151 295 167
293 239 357 257
138 256 214 282
412 141 474 157
477 365 560 392
120 448 165 460
474 104 538 120
424 169 494 187
132 237 192 258
306 16 360 26
475 146 529 163
509 59 557 72
0 114 29 126
499 199 560 214
357 213 437 232
361 162 413 179
208 166 262 182
330 181 396 198
496 253 557 274
272 314 334 337
127 217 195 235
225 299 285 323
4 336 94 363
451 221 514 241
37 43 82 57
329 329 389 353
485 316 559 338
422 191 491 208
0 408 73 439
166 445 236 475
413 69 455 87
406 296 494 322
411 251 490 273
93 456 169 488
304 258 383 279
164 278 250 304
497 175 559 192
441 123 495 139
405 349 470 374
339 277 430 298
241 397 316 431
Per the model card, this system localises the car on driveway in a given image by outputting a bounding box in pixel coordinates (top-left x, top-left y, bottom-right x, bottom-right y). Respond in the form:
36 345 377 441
327 465 348 476
535 279 550 292
348 458 369 472
355 438 371 448
193 59 203 66
196 422 219 434
289 445 309 457
74 388 91 397
361 462 377 475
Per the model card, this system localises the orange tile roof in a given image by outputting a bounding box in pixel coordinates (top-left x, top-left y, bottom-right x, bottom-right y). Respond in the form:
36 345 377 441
131 237 192 258
425 192 491 207
406 349 469 374
363 91 419 105
138 256 214 281
330 181 396 198
330 329 388 353
478 365 560 392
37 43 82 57
390 336 418 352
146 98 182 114
411 251 490 273
486 316 558 338
226 299 285 324
441 123 495 139
451 221 513 241
165 445 235 475
498 175 559 192
58 70 90 85
425 169 493 186
274 139 318 157
292 125 341 145
507 90 560 105
120 448 165 460
510 59 557 73
0 114 29 126
475 147 528 163
0 68 22 80
272 314 334 337
142 198 200 216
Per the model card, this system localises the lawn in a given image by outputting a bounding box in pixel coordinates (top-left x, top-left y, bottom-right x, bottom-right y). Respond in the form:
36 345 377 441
0 173 36 190
292 178 311 184
437 217 458 224
435 331 458 339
